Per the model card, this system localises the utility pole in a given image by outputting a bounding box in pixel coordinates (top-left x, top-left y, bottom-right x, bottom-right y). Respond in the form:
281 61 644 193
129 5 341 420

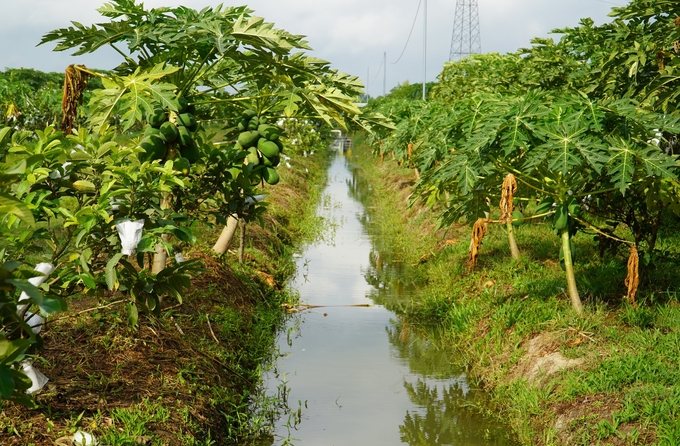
449 0 481 60
422 0 427 100
383 51 386 97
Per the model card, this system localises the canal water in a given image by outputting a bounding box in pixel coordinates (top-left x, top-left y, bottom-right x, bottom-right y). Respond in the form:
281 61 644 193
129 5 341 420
266 150 517 445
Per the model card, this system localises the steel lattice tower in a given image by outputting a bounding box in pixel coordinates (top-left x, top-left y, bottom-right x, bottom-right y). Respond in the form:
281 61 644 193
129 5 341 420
449 0 481 60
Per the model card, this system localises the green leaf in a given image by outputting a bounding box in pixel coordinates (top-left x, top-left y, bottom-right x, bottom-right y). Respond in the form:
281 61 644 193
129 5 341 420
39 296 67 314
105 253 124 291
127 302 139 326
0 336 31 366
7 280 43 305
80 274 96 289
0 193 34 226
535 197 554 215
607 139 636 195
88 64 179 133
0 365 16 398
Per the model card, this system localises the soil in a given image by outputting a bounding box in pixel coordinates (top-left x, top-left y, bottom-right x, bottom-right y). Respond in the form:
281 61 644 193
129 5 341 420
0 247 267 445
0 152 326 445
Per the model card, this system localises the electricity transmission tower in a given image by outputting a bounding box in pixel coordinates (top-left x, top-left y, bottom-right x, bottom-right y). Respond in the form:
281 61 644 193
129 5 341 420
449 0 481 60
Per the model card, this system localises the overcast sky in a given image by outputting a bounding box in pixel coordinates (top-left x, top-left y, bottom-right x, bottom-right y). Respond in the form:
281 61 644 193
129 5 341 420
1 0 622 96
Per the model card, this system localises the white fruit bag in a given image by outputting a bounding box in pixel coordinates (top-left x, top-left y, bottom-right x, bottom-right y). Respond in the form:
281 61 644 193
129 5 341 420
116 219 145 255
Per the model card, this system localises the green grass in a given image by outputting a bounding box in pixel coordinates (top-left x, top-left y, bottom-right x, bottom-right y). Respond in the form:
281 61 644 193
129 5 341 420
0 136 332 446
350 135 680 446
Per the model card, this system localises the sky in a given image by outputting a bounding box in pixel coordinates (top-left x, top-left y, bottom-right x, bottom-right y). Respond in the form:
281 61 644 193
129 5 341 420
0 0 622 96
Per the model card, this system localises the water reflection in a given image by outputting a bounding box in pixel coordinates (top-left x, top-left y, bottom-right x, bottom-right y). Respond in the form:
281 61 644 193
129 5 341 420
264 151 516 445
346 151 517 445
400 379 512 446
386 320 516 445
385 320 459 378
347 161 421 313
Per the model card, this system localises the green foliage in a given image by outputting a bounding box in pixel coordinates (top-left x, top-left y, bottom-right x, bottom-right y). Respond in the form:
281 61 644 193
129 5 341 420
0 0 374 411
366 2 680 310
40 0 367 130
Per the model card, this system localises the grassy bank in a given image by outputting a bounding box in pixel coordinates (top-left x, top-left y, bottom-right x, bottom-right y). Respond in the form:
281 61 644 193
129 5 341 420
351 134 680 446
0 146 330 445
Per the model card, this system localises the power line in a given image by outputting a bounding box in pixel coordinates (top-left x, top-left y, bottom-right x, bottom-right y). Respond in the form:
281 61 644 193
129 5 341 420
390 0 423 65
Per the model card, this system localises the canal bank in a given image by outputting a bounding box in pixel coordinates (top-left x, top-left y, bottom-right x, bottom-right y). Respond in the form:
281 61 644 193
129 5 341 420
0 138 331 446
340 135 680 446
266 148 517 445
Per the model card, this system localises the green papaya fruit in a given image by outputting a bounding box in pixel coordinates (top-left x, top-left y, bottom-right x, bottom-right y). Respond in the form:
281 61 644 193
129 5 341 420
257 138 280 158
512 209 525 226
237 130 260 148
144 125 162 138
257 124 280 141
177 96 189 113
141 135 167 161
159 121 179 143
177 113 197 132
242 109 257 119
263 153 280 167
246 147 260 166
174 157 191 175
567 197 581 218
148 108 167 128
263 167 279 185
554 205 568 230
247 116 259 131
237 121 246 132
178 126 200 163
178 125 191 145
180 142 200 164
233 142 243 151
259 116 268 124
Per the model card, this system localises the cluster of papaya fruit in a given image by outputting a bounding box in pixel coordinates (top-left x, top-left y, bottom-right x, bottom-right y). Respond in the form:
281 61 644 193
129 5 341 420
140 97 198 175
233 109 283 185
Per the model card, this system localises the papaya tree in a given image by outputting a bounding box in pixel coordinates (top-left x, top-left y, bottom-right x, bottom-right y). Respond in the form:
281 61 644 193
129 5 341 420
40 0 371 267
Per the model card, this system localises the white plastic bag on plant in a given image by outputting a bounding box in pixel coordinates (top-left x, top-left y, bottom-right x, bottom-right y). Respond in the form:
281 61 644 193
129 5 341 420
49 161 72 179
21 360 49 394
174 253 186 263
23 311 44 334
116 219 145 255
72 431 98 446
109 197 125 212
244 194 266 208
17 263 55 313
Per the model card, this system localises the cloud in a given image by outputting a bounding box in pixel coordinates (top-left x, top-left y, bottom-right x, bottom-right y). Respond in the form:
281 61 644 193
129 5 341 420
1 0 617 93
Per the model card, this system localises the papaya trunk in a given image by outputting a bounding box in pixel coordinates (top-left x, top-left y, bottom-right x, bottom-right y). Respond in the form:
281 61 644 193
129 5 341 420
506 220 520 260
561 228 583 316
152 195 172 273
152 234 169 274
238 220 246 264
212 216 239 254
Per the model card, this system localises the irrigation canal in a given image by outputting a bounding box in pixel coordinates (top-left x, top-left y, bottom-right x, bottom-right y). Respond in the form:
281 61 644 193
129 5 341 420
265 149 517 445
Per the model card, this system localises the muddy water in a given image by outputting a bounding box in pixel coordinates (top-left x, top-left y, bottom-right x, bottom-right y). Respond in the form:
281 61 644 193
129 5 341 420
268 152 517 445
